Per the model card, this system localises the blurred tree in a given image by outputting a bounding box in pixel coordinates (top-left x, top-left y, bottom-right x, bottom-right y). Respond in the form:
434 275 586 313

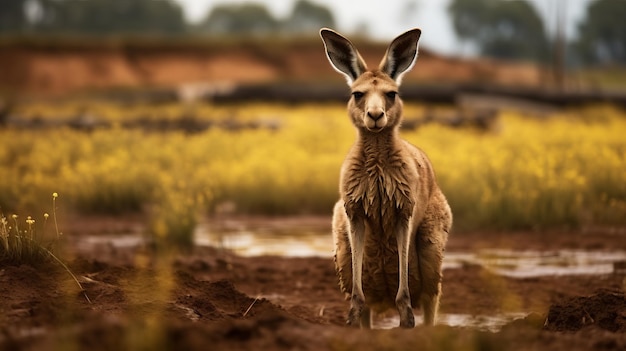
283 0 336 35
0 0 28 32
34 0 186 35
449 0 490 42
199 3 278 36
448 0 550 63
575 0 626 65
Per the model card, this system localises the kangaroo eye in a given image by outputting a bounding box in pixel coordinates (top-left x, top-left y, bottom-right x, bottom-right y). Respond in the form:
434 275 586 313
352 91 364 100
386 91 398 99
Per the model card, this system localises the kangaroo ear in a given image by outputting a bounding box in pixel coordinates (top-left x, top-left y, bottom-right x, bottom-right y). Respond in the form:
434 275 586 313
320 28 367 85
379 28 421 85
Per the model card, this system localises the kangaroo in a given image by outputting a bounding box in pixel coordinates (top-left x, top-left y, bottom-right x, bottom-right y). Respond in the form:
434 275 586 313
320 28 452 328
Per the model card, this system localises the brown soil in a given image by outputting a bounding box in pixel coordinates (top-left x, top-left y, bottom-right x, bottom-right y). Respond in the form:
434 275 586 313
1 217 626 350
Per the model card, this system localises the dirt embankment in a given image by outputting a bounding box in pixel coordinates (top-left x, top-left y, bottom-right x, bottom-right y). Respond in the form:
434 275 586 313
0 38 542 96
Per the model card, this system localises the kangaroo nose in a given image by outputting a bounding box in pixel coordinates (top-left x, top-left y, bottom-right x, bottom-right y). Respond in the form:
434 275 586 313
367 110 384 121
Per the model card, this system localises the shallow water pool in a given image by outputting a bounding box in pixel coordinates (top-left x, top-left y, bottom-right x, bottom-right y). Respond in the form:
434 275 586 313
73 221 626 279
193 223 626 278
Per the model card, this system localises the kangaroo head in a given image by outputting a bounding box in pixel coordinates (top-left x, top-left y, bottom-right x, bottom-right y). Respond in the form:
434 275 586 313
320 28 421 133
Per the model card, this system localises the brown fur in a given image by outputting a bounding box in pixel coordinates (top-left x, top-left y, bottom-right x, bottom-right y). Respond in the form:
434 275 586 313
321 28 452 328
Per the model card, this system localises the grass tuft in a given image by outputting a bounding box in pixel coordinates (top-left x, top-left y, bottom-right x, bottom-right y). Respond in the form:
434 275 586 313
0 193 90 302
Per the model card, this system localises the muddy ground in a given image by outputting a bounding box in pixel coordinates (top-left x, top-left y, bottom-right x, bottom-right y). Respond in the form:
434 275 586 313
1 217 626 351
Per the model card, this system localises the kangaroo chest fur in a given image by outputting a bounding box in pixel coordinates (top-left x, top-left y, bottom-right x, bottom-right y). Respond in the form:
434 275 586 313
342 137 417 228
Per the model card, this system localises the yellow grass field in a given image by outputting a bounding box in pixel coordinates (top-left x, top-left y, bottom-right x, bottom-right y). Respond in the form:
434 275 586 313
2 101 625 231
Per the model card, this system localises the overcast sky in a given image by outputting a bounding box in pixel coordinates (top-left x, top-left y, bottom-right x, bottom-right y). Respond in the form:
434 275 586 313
173 0 592 56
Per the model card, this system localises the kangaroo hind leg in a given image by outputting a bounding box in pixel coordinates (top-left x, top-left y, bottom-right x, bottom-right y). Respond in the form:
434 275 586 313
416 223 446 326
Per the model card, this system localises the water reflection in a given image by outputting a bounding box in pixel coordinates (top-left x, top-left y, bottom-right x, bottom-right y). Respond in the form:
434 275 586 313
195 225 332 257
74 234 144 251
467 249 626 278
72 219 626 278
194 221 626 278
376 313 529 332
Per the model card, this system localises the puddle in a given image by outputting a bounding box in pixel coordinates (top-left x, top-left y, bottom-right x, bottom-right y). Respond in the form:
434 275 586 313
73 221 626 278
250 292 527 332
193 222 626 278
376 313 528 332
446 250 626 278
74 234 144 251
194 224 332 257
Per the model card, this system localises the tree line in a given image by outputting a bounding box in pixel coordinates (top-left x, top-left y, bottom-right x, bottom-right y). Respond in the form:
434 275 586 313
0 0 624 66
0 0 334 37
448 0 626 66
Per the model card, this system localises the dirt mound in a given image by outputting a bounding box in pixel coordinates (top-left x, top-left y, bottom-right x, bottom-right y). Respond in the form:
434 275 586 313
173 271 282 321
544 290 626 332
